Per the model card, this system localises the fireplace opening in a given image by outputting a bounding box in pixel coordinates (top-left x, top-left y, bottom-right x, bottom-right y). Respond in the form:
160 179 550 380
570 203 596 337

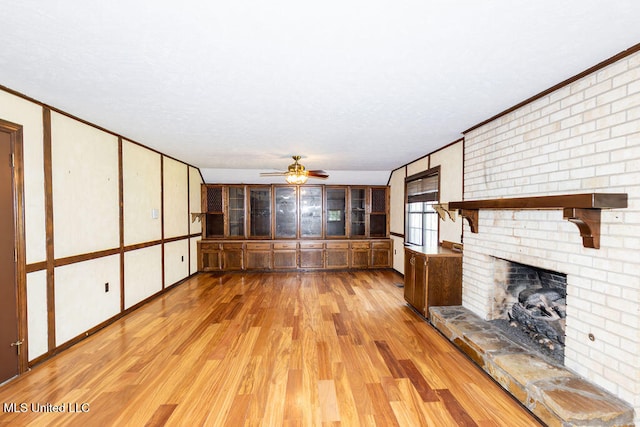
489 259 567 364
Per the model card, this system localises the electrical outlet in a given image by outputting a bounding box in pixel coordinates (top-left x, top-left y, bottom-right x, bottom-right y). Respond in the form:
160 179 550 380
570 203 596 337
105 282 109 293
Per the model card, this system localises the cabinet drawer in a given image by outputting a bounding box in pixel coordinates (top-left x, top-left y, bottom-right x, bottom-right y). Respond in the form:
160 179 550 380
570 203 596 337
351 242 370 249
246 243 271 250
371 241 391 249
326 242 348 249
222 242 244 250
199 242 221 251
300 242 323 249
273 242 297 250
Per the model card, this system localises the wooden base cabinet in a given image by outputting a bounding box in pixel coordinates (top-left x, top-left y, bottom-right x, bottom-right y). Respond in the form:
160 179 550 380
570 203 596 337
197 239 392 272
404 246 462 318
325 242 349 269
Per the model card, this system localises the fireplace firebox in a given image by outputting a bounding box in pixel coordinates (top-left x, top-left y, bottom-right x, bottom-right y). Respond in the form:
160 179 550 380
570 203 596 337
490 258 567 363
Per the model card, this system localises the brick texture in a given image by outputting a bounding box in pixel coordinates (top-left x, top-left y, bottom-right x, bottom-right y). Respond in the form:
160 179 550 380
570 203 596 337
462 50 640 418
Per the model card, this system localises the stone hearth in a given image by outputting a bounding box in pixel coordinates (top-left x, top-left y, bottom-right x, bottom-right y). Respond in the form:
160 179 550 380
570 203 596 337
430 306 634 427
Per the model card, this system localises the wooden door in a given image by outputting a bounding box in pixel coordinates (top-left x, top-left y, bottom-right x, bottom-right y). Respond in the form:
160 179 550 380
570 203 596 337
0 128 20 382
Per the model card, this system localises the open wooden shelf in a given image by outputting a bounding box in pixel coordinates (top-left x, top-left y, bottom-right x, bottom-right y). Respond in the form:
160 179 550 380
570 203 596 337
449 193 628 249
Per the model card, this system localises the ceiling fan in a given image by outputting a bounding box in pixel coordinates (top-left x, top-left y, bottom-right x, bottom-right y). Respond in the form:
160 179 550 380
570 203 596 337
260 155 329 184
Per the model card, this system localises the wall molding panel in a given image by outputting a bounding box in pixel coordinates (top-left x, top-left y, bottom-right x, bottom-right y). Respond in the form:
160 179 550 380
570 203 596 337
0 86 203 366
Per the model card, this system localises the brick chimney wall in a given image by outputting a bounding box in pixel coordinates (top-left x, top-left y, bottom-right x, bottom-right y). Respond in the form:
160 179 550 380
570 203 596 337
461 50 640 418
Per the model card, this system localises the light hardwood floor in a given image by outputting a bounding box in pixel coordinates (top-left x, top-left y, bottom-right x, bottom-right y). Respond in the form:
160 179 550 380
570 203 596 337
0 270 542 426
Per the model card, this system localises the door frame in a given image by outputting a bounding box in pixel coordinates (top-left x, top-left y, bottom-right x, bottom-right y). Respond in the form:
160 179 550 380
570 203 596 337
0 119 28 375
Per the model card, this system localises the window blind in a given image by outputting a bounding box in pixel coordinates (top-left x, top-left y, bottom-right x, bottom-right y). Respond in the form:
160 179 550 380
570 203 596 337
406 173 438 203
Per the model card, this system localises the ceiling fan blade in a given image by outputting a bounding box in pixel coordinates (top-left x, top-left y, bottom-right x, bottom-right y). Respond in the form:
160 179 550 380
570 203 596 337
259 171 287 176
307 170 329 179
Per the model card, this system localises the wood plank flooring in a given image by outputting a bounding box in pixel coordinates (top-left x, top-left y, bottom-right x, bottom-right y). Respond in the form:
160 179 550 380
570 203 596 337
0 270 542 426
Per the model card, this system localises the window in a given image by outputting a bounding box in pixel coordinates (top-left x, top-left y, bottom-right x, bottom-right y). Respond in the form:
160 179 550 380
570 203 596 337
405 167 439 247
407 201 438 247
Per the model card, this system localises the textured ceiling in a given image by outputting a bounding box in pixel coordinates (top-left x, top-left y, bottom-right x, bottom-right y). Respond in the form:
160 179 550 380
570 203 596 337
1 1 640 184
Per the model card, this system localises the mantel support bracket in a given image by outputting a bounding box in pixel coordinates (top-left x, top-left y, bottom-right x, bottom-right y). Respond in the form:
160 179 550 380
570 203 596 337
563 208 600 249
460 209 479 233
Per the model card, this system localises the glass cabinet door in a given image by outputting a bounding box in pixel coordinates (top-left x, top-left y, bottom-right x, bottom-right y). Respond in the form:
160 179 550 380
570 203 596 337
203 185 224 238
369 187 388 237
227 186 245 238
326 187 346 237
350 187 367 238
275 186 297 238
300 186 322 238
249 186 271 238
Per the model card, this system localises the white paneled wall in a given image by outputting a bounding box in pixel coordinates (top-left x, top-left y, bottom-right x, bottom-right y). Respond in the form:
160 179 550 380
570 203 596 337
163 157 189 239
0 91 46 264
124 245 163 309
388 141 464 274
123 140 162 245
0 86 202 362
51 112 120 258
54 255 121 345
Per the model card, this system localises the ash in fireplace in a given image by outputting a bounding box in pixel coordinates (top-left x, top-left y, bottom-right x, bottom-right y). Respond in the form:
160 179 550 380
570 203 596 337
490 318 564 364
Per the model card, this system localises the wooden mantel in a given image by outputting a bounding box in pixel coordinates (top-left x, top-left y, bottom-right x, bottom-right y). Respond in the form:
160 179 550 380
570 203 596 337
449 193 628 249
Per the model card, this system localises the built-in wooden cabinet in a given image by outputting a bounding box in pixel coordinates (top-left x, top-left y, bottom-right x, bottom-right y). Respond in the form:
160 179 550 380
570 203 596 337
403 245 462 319
326 187 347 238
249 186 271 238
325 242 349 269
300 186 323 238
203 185 224 238
198 239 392 272
226 186 245 238
197 183 391 272
299 242 324 269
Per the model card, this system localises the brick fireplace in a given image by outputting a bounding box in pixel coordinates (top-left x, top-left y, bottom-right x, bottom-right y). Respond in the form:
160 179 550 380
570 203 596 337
449 49 640 423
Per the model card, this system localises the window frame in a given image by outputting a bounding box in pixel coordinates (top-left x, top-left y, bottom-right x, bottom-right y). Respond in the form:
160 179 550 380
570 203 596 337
404 166 440 247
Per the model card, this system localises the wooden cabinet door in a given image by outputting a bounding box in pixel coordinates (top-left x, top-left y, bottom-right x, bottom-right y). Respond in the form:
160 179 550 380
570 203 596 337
222 243 244 270
403 250 415 305
369 187 388 238
350 187 367 238
227 186 246 238
199 242 222 271
350 242 370 268
249 186 272 238
371 241 391 268
273 242 298 269
274 186 297 239
203 185 224 238
326 187 347 238
426 256 462 308
326 242 349 269
413 253 427 317
300 186 323 238
299 242 323 269
245 243 272 269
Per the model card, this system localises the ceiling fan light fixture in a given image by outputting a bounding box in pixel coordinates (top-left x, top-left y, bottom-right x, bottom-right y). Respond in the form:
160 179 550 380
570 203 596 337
285 170 308 184
259 155 328 183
